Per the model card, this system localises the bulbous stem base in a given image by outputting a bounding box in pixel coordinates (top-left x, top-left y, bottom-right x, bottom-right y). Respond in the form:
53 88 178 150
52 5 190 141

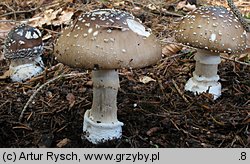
185 49 222 99
9 56 44 82
83 69 123 144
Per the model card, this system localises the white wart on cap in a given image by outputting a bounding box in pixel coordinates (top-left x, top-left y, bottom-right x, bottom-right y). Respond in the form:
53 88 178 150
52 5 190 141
175 6 247 54
4 24 43 59
55 9 162 69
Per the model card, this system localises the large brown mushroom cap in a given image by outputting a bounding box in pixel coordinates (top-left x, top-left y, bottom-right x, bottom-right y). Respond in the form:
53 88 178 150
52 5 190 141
4 24 43 59
54 9 162 69
175 6 247 54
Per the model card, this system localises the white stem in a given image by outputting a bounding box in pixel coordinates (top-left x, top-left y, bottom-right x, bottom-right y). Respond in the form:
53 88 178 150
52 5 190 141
90 69 120 123
9 56 44 82
83 69 123 144
185 49 222 99
193 50 221 81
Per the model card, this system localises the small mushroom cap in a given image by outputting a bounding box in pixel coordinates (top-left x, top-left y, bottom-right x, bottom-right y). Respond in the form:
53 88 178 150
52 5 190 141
4 24 43 59
175 6 247 54
54 9 161 69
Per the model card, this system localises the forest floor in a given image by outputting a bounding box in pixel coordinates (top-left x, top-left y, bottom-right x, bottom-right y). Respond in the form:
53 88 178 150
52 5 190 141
0 0 249 148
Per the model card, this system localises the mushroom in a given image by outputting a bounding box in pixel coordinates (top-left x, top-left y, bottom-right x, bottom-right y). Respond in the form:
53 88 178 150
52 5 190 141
3 24 44 82
54 9 162 144
175 6 247 99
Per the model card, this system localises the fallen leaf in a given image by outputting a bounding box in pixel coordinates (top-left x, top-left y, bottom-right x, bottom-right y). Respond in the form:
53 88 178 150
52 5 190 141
52 8 74 26
176 0 196 11
0 70 10 80
162 44 183 56
146 127 162 136
139 76 156 84
113 1 125 7
237 53 249 62
57 138 71 148
29 7 74 27
147 4 157 10
66 93 75 108
0 21 15 39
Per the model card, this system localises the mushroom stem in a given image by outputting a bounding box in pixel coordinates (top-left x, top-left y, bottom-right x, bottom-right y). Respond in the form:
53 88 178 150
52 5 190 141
83 69 123 144
9 56 44 82
90 69 120 123
185 49 221 99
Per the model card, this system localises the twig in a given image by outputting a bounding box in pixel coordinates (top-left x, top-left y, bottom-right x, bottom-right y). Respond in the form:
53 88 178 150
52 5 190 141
172 79 190 104
19 72 87 122
0 20 19 23
221 56 250 66
0 6 40 18
165 53 186 60
210 115 225 126
0 100 10 109
170 119 180 131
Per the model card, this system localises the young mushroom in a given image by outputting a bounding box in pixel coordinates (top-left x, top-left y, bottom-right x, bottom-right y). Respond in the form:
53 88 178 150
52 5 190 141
175 6 247 99
54 9 162 144
3 24 44 82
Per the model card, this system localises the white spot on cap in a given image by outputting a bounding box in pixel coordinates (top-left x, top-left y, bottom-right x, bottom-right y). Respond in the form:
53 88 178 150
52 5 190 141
209 33 216 42
212 23 217 27
93 31 99 36
88 28 93 33
19 40 25 44
126 18 151 37
17 30 23 36
25 31 32 39
95 24 100 29
85 23 90 27
91 10 111 15
33 33 39 39
107 29 112 33
91 37 96 41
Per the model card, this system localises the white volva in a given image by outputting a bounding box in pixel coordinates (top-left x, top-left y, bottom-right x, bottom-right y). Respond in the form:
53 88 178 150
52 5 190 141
184 50 221 100
83 70 123 144
9 56 44 82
